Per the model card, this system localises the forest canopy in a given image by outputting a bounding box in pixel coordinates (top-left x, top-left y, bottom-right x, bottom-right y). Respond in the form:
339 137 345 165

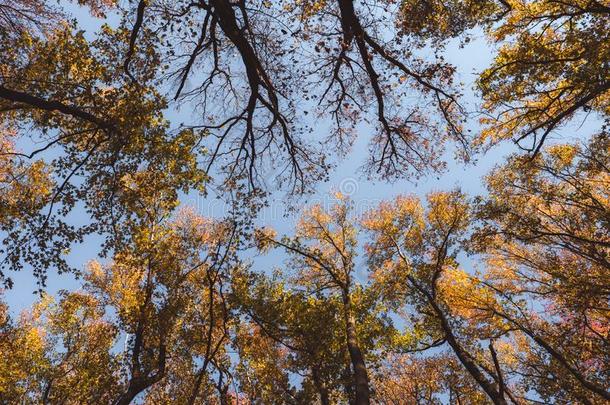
0 0 608 404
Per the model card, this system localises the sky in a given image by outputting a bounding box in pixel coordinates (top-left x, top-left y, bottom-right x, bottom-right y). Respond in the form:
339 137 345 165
3 2 600 316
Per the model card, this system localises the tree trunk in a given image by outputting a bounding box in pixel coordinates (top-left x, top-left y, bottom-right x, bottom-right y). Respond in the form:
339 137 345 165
342 291 370 405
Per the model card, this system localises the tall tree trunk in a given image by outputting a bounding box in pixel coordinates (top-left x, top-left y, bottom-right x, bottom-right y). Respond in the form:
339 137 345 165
342 291 370 405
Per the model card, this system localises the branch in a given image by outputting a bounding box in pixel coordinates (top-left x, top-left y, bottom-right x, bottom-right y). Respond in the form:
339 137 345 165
0 85 114 130
124 0 147 84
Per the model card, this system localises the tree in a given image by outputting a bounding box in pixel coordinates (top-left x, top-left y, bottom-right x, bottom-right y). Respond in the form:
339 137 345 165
0 11 206 286
372 353 490 404
400 0 610 153
233 272 348 404
362 191 516 405
252 194 396 405
233 266 393 404
116 0 468 188
471 133 610 403
0 205 238 404
361 153 609 404
0 291 120 403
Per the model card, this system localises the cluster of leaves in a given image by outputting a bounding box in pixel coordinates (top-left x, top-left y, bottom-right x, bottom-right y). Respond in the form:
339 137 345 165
401 0 610 153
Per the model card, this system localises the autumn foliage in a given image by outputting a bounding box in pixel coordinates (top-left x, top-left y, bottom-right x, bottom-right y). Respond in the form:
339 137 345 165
0 0 608 404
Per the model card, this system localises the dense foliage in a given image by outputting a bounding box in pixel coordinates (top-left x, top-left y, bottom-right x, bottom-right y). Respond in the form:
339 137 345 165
0 0 608 404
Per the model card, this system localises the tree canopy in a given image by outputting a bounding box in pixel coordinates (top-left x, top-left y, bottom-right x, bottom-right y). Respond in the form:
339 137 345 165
0 0 608 404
